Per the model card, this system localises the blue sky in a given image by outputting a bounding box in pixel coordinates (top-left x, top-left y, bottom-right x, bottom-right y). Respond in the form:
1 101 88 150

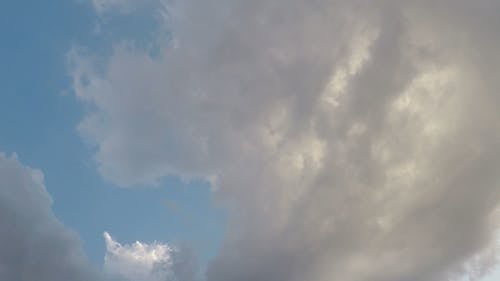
0 0 224 266
0 1 499 281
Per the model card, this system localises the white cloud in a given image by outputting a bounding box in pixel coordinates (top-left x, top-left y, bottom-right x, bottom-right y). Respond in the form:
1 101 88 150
71 1 500 281
103 232 199 281
103 231 175 281
0 153 103 281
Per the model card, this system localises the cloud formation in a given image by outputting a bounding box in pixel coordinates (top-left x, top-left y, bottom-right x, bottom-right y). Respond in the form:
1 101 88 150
104 232 199 281
0 153 102 281
104 231 175 281
74 1 500 281
0 151 197 281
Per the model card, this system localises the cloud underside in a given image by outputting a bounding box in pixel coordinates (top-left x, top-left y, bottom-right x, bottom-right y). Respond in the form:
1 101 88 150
0 153 101 281
73 1 500 281
0 151 196 281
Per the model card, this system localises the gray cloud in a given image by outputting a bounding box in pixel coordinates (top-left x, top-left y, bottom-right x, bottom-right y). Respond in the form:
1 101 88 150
0 151 196 281
74 1 500 280
0 153 103 281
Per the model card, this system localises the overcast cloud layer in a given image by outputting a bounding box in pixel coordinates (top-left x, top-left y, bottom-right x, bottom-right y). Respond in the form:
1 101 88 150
72 1 500 281
0 153 101 281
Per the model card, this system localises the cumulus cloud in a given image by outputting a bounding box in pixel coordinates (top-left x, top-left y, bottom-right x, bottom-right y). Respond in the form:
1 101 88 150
103 232 199 281
104 231 173 281
0 150 197 281
0 153 102 281
71 1 500 281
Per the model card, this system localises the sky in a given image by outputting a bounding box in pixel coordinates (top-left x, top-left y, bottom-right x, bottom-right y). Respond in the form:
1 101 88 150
0 1 499 281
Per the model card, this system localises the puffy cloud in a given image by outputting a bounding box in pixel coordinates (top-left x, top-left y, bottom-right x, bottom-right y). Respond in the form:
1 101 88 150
71 1 500 281
104 231 174 281
0 151 196 281
0 153 102 281
103 232 199 281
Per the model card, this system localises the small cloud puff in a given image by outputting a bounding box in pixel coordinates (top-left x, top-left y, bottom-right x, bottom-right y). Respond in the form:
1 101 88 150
104 231 194 281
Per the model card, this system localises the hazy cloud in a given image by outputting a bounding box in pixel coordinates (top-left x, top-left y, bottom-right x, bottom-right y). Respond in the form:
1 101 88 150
91 0 141 14
90 0 164 15
71 1 500 281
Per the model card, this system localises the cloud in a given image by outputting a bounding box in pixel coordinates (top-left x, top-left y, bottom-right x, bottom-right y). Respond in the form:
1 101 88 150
91 0 139 14
70 1 500 281
103 232 199 281
0 151 197 281
90 0 163 15
0 153 102 281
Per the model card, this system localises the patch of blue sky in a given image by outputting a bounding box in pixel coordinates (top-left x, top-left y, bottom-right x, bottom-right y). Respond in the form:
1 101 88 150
0 0 224 266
